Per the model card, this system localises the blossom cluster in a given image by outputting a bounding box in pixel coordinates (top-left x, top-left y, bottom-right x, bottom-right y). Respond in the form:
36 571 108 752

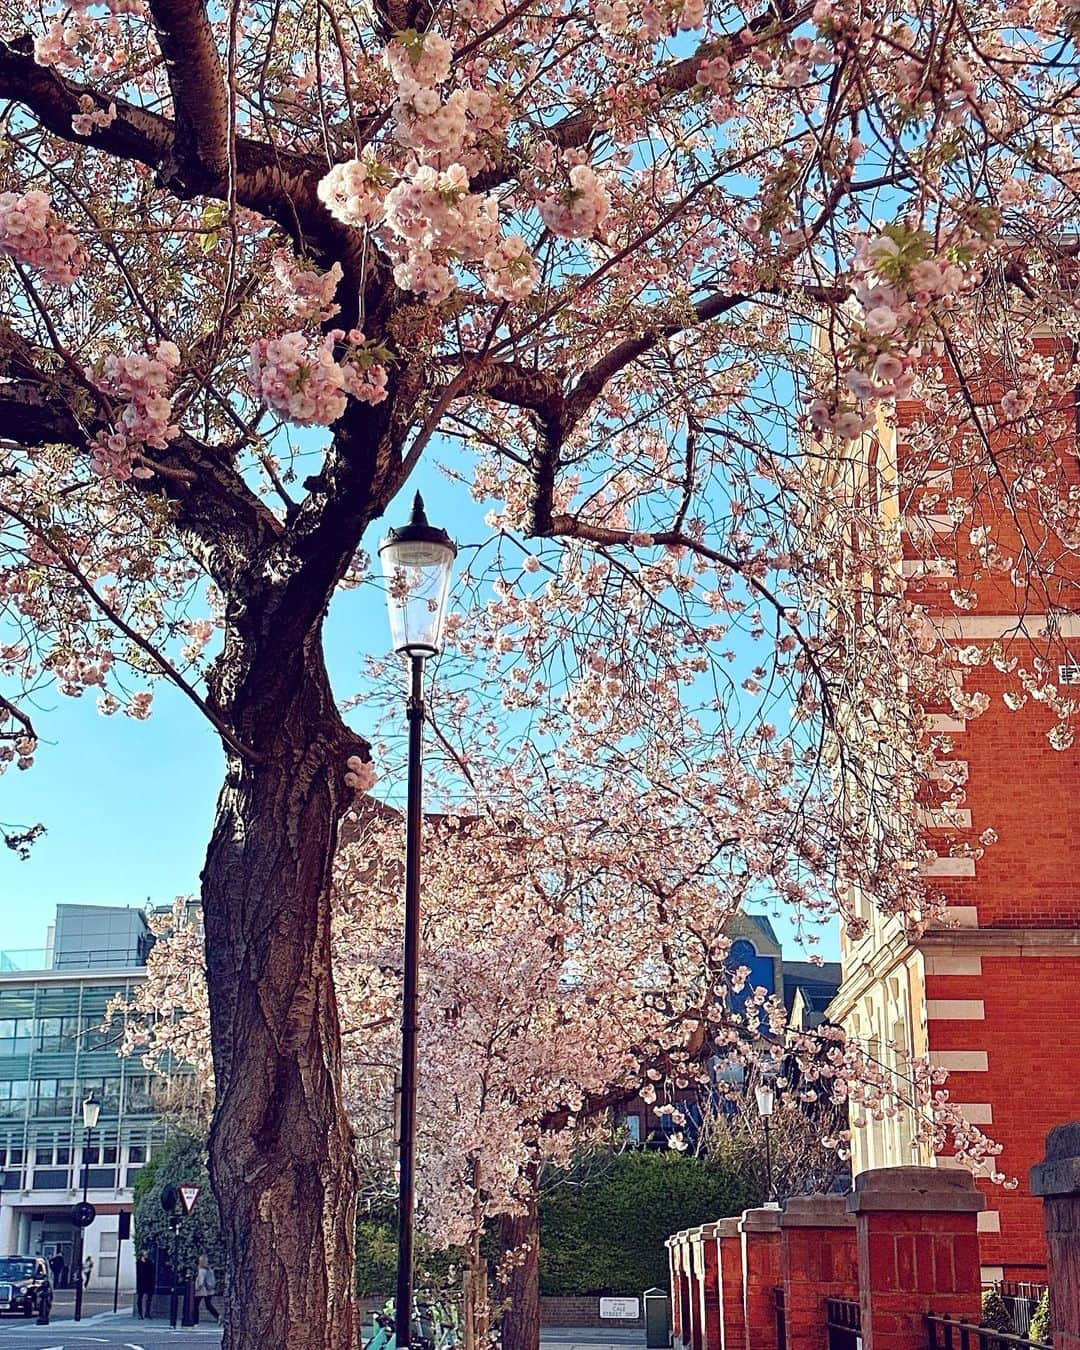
317 30 541 306
89 340 182 479
809 227 977 440
384 163 503 303
0 190 86 285
71 95 118 137
270 250 343 322
316 153 391 230
247 329 388 427
539 163 612 239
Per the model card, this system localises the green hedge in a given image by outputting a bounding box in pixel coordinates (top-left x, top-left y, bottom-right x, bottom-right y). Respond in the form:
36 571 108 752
132 1130 224 1278
539 1149 760 1295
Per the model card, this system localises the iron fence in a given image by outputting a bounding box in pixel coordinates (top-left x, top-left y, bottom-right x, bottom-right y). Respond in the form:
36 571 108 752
926 1314 1050 1350
992 1282 1048 1339
774 1286 785 1350
825 1297 861 1350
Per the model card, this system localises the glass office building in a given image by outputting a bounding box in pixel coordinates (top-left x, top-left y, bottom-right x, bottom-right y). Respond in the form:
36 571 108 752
0 904 171 1292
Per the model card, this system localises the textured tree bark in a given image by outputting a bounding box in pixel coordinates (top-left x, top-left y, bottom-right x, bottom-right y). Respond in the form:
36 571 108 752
463 1243 490 1350
200 619 365 1350
499 1192 541 1350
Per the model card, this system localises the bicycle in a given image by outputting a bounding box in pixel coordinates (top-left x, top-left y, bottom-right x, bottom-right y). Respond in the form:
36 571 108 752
361 1301 397 1350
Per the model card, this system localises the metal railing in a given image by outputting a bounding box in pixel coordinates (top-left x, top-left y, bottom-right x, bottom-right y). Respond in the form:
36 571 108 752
927 1315 1050 1350
825 1297 861 1350
0 947 147 972
992 1283 1048 1339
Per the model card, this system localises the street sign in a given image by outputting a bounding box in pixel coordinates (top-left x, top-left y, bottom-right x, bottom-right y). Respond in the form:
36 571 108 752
178 1184 201 1215
71 1201 96 1228
160 1183 177 1212
600 1296 640 1320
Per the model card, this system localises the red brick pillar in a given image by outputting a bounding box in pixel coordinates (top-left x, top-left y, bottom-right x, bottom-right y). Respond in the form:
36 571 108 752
688 1224 721 1350
849 1167 984 1350
1030 1122 1080 1350
667 1236 683 1350
781 1195 859 1350
669 1230 695 1350
716 1218 745 1350
740 1206 783 1350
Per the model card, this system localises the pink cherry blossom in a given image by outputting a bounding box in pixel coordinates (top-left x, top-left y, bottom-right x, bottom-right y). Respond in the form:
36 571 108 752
539 163 611 239
0 189 85 284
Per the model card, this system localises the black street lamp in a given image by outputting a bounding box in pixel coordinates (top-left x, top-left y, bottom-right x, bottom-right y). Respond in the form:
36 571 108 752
754 1081 776 1206
380 493 456 1350
73 1091 101 1322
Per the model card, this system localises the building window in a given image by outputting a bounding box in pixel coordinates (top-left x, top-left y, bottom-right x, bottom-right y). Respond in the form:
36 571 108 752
31 1079 74 1119
82 1141 119 1187
124 1142 152 1186
618 1113 642 1142
124 1075 154 1114
32 1144 72 1189
0 1145 25 1185
77 1077 121 1113
0 1080 28 1118
0 1019 32 1056
79 1017 115 1053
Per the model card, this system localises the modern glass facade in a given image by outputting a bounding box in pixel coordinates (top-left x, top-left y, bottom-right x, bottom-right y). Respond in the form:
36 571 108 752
0 905 173 1291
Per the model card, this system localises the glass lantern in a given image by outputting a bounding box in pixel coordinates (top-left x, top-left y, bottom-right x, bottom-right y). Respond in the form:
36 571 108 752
379 494 457 657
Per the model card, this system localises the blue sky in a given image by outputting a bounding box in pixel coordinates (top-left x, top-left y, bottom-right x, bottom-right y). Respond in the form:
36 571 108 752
0 454 837 962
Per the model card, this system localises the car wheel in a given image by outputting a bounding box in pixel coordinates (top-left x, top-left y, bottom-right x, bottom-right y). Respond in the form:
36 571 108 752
22 1300 33 1318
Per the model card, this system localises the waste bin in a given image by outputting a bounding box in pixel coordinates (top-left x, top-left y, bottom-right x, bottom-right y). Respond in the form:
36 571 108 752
644 1287 671 1348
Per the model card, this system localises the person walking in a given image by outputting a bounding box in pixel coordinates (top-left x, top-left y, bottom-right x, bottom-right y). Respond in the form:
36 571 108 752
192 1255 219 1323
81 1254 93 1288
136 1250 155 1319
48 1253 63 1290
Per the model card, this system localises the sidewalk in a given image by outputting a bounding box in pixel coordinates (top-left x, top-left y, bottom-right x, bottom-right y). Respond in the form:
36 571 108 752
541 1331 643 1349
32 1307 222 1333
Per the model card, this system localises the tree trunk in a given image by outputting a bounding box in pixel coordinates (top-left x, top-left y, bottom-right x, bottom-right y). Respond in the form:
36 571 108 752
498 1193 541 1350
463 1244 490 1350
200 624 365 1350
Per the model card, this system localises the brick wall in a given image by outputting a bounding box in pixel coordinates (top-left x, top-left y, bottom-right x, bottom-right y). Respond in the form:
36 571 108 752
358 1294 644 1329
538 1296 643 1327
897 363 1080 1279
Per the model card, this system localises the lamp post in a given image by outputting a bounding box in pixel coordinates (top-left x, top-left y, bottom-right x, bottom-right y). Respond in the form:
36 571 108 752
754 1081 776 1206
380 493 456 1350
73 1091 101 1322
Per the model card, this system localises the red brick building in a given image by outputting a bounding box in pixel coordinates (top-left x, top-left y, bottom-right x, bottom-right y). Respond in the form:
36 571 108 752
826 338 1080 1281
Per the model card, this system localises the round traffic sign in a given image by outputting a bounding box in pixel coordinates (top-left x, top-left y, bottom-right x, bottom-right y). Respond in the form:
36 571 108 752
71 1201 96 1228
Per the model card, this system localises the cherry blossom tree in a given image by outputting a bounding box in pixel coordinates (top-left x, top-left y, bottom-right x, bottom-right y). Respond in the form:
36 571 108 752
3 0 1080 1342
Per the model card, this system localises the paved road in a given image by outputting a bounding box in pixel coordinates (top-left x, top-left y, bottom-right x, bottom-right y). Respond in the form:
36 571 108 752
0 1318 221 1349
0 1315 644 1350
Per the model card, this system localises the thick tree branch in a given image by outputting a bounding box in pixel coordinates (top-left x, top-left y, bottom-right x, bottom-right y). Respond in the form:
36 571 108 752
0 35 367 291
0 347 281 568
562 291 749 436
146 0 229 191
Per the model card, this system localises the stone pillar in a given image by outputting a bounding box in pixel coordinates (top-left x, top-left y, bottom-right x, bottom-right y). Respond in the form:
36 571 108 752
688 1224 721 1350
740 1206 782 1350
781 1195 858 1350
848 1167 984 1350
667 1236 684 1350
715 1218 746 1350
0 1199 18 1255
1030 1122 1080 1350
